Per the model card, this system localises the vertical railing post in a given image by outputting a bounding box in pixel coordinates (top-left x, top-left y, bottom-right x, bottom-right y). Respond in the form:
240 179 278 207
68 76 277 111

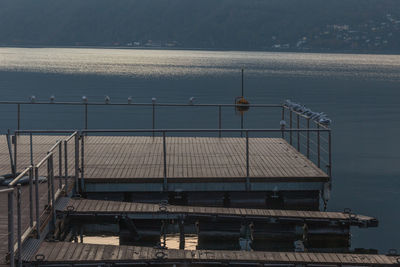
46 153 51 207
218 105 222 138
80 134 85 193
64 140 68 192
245 131 250 191
84 104 88 130
328 130 332 177
29 167 33 227
163 131 167 191
30 133 33 165
17 184 22 267
152 99 156 137
289 110 293 145
17 103 21 130
281 106 285 138
7 187 15 267
307 119 310 159
58 141 62 189
297 114 300 152
13 132 17 174
49 155 56 230
317 124 321 168
34 167 40 239
74 133 80 195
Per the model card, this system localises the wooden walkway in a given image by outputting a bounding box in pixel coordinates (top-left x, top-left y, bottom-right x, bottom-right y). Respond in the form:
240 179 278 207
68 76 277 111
1 135 329 182
29 242 400 266
59 198 378 227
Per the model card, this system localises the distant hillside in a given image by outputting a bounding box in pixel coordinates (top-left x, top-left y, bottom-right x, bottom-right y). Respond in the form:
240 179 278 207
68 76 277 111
1 0 400 51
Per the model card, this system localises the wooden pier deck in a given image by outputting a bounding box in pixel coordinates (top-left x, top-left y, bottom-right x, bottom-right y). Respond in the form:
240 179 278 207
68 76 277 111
58 198 378 227
1 135 329 181
29 241 400 266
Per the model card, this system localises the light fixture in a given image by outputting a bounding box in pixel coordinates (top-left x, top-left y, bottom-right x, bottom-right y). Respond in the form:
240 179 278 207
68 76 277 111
189 97 195 105
105 96 111 104
49 95 55 103
82 96 88 103
152 97 157 104
30 96 36 103
127 96 133 104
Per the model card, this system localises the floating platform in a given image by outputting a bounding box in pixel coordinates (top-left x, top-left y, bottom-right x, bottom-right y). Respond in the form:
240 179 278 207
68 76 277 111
27 241 400 266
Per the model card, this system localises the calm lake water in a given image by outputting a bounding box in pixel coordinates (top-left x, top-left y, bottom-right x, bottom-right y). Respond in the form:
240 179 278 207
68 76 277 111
0 47 399 252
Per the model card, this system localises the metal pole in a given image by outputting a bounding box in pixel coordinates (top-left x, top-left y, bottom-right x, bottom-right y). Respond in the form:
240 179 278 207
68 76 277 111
163 131 167 191
14 132 17 175
84 104 88 129
281 107 285 138
328 130 332 177
307 119 310 159
297 114 300 152
80 135 85 193
74 134 80 195
7 188 15 267
29 167 33 227
240 113 243 137
34 167 40 239
17 103 20 130
30 133 33 165
218 106 222 138
49 156 56 230
152 103 155 137
17 184 22 267
246 131 250 191
241 68 244 97
64 141 68 192
58 141 62 189
179 219 185 250
289 110 293 145
317 124 321 168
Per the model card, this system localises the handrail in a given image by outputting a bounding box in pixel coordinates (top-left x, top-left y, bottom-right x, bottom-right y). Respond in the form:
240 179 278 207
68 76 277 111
8 166 32 187
0 101 282 108
0 188 14 194
36 151 55 168
65 131 78 142
80 128 331 133
47 140 62 153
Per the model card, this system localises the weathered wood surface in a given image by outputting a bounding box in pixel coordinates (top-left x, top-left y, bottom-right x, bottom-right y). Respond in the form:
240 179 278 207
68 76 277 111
31 242 400 265
1 135 329 182
61 198 377 227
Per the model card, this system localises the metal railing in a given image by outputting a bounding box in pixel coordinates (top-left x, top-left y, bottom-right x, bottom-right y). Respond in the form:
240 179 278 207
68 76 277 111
0 100 282 131
3 133 77 267
76 128 331 192
281 106 332 176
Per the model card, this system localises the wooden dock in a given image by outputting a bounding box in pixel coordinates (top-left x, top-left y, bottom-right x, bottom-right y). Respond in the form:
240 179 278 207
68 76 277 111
28 241 400 266
58 198 378 227
1 135 328 181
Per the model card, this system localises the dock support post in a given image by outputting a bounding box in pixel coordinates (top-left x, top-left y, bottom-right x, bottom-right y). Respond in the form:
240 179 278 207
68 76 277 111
307 119 310 159
289 110 293 145
17 184 22 267
297 114 300 152
7 187 15 267
179 218 185 250
245 131 250 191
218 105 222 138
64 141 68 192
163 132 167 191
34 167 40 239
317 124 321 168
29 167 33 227
74 134 80 195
